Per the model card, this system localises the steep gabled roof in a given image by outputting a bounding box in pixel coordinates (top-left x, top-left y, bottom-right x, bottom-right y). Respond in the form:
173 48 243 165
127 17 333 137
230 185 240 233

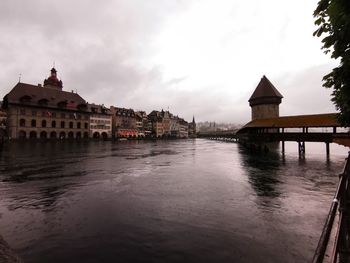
4 82 86 110
249 75 283 102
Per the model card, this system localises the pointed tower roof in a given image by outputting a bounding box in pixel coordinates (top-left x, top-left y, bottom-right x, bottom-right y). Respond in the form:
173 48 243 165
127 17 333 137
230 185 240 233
249 75 283 107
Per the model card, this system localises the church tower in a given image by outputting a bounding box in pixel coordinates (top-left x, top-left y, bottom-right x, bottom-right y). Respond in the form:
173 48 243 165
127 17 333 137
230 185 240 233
43 67 63 90
249 75 283 120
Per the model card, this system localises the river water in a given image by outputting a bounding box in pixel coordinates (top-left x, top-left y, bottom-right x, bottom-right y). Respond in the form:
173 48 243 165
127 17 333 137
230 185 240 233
0 139 348 263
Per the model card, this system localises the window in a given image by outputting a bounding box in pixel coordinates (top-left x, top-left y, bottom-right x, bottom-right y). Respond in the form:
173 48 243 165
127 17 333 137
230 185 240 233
69 122 73 129
77 122 81 129
19 119 25 127
84 122 88 129
42 120 47 128
31 119 36 127
61 121 65 128
52 120 56 128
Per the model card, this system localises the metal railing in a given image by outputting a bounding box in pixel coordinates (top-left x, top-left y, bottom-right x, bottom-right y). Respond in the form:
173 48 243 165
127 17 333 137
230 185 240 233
313 151 350 263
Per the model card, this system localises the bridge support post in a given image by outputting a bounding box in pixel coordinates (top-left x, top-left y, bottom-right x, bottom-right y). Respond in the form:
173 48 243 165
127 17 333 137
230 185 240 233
326 142 330 156
281 141 285 154
298 141 305 157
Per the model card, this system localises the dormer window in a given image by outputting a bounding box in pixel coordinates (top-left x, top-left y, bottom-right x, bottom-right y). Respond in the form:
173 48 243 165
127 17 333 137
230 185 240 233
57 101 67 108
38 98 49 106
20 95 32 103
77 103 87 111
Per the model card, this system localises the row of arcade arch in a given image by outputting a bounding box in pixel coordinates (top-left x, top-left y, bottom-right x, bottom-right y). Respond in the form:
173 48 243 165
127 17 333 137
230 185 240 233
18 131 109 139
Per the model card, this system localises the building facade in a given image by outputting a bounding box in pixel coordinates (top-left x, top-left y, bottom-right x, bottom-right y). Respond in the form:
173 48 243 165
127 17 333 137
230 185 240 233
148 110 165 138
88 104 112 139
110 107 138 138
249 75 283 120
2 68 90 139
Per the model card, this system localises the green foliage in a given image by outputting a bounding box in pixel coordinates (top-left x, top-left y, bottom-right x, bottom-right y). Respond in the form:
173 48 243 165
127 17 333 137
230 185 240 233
314 0 350 126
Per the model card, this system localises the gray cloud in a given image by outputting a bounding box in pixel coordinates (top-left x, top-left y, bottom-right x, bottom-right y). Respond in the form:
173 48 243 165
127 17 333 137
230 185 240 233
0 0 338 125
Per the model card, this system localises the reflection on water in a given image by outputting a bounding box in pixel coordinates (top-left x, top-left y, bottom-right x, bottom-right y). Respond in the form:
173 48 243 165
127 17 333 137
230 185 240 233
239 146 281 198
0 140 348 263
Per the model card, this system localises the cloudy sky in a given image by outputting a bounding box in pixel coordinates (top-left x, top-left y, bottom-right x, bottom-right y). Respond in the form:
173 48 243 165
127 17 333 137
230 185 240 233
0 0 337 124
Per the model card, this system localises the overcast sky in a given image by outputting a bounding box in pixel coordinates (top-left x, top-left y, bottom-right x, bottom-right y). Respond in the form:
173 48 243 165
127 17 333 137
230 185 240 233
0 0 337 124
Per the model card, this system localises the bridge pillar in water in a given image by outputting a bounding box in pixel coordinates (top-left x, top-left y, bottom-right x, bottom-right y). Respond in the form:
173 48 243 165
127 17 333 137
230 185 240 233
326 142 330 156
281 140 285 154
298 141 305 156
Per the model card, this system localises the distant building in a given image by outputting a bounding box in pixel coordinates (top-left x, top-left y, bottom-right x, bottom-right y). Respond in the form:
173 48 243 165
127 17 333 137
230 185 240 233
88 104 112 139
110 106 138 138
2 68 90 139
0 101 6 140
249 75 283 120
178 118 189 138
148 110 164 138
170 115 180 138
0 101 6 128
135 111 150 137
188 116 196 138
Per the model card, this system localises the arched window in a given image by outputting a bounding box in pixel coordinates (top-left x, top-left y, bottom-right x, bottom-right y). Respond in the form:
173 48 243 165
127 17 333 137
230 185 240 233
84 122 88 129
69 121 73 129
19 119 26 127
68 131 74 139
31 119 36 127
19 130 26 139
52 120 56 128
42 120 47 128
40 131 47 139
77 122 81 129
29 131 37 139
61 121 65 128
50 131 57 139
59 132 65 139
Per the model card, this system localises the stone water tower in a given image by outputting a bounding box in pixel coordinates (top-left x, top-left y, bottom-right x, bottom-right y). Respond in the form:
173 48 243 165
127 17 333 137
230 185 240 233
249 75 283 120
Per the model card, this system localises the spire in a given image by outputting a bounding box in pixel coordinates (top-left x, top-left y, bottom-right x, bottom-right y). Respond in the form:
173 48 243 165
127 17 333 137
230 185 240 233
192 115 195 124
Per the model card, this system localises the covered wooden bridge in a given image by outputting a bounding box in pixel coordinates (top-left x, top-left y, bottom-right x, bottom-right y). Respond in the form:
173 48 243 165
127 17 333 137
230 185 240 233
236 113 350 155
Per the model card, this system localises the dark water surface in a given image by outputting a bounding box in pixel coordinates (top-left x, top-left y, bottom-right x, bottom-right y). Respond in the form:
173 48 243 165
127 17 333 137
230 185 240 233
0 139 348 263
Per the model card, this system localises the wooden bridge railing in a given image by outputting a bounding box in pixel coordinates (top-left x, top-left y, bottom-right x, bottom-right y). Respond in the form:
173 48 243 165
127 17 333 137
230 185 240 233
312 151 350 263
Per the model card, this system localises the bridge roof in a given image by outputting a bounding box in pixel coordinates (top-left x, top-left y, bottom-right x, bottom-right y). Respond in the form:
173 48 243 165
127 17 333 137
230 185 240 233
240 113 340 131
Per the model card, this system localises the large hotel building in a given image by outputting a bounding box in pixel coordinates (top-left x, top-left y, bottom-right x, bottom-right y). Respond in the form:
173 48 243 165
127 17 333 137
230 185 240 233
2 68 105 139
